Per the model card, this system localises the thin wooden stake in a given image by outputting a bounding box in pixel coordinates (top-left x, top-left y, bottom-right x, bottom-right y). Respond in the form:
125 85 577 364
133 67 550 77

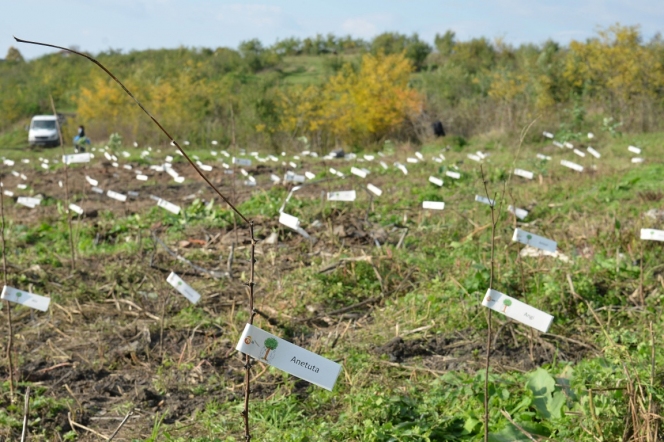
50 95 76 271
0 186 14 400
107 410 134 441
20 387 30 442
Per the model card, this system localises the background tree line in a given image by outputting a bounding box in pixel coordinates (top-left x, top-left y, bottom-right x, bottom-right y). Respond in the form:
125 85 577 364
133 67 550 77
1 24 663 149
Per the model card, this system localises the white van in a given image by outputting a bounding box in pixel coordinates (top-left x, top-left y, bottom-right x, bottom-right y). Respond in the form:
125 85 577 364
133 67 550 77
28 115 60 147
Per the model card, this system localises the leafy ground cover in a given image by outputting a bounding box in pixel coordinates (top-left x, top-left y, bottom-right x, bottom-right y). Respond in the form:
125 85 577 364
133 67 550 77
0 129 662 441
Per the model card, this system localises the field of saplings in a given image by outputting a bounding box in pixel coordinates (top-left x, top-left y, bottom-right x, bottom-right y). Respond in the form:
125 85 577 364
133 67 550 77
0 128 662 441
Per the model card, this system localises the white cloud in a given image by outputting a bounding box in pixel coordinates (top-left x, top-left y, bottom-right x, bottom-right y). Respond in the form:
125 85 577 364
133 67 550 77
217 3 283 27
342 18 378 38
340 14 394 39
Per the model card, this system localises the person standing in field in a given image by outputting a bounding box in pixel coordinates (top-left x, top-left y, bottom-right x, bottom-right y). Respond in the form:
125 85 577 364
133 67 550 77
73 125 91 152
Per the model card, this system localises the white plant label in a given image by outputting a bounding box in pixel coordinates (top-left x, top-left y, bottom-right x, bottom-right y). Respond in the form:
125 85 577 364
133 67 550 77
351 167 367 178
641 229 664 242
406 157 418 164
233 158 252 167
157 198 181 215
482 289 554 333
166 272 201 304
467 154 482 162
561 160 583 172
552 141 563 148
475 195 495 206
236 324 342 391
513 169 534 180
573 149 586 158
397 164 408 175
508 205 528 220
446 171 461 179
270 174 280 183
17 184 27 190
3 191 13 197
327 191 356 202
563 142 573 149
512 228 557 253
632 158 644 164
91 187 104 194
422 201 445 210
279 212 300 230
174 176 185 183
415 152 424 160
3 159 14 166
285 172 305 183
107 190 127 202
69 204 84 215
367 184 382 196
17 197 40 208
63 153 91 164
628 146 641 154
305 171 316 180
200 164 213 172
587 147 601 159
536 154 551 161
429 176 443 187
380 161 388 170
588 132 594 139
364 154 375 161
136 174 148 181
542 131 554 139
1 286 50 312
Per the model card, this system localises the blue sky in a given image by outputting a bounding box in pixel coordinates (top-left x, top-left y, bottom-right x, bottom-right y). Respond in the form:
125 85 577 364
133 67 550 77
2 0 663 59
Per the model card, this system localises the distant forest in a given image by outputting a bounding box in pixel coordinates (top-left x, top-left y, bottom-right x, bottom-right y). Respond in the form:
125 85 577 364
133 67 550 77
1 24 663 149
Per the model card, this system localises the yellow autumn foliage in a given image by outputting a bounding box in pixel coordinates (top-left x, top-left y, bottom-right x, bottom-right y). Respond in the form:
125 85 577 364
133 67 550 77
279 52 423 146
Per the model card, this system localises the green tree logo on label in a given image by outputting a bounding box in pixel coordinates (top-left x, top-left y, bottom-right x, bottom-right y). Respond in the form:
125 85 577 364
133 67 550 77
502 298 512 313
263 338 278 360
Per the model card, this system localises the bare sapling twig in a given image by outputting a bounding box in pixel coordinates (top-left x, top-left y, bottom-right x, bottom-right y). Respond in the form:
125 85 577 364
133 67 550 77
50 95 76 271
480 165 503 442
107 409 134 441
20 386 30 442
0 186 15 400
15 36 259 440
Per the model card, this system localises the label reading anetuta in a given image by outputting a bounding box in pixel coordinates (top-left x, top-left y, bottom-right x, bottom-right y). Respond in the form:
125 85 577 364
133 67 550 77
482 289 553 333
236 324 342 391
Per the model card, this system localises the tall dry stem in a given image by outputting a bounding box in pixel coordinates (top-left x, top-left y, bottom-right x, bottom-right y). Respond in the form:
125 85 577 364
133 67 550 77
15 36 259 440
0 186 14 400
50 95 76 271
